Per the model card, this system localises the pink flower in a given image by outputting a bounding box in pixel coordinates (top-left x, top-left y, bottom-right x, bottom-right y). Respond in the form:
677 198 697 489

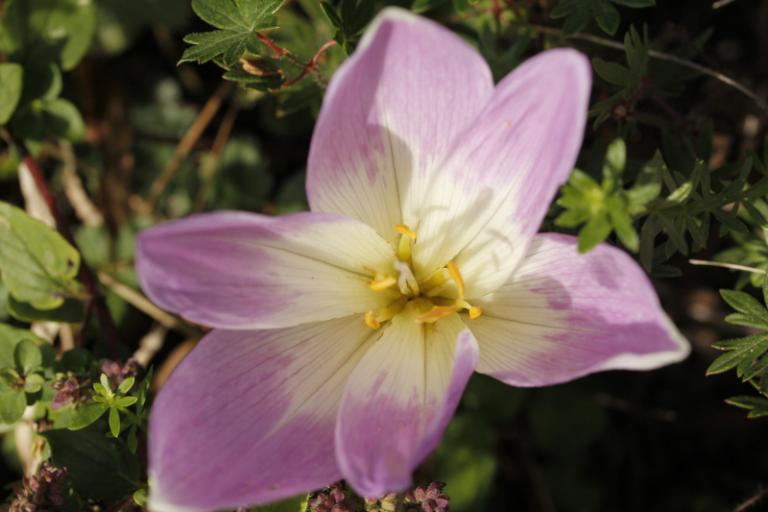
136 8 689 511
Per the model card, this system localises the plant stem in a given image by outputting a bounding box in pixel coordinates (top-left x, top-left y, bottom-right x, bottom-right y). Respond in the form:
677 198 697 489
18 147 123 359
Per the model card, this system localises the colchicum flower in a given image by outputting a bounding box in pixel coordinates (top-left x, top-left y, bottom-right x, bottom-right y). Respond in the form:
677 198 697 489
137 8 690 511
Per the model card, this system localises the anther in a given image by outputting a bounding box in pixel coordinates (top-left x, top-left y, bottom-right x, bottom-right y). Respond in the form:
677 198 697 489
416 305 461 324
469 306 483 320
364 311 381 329
369 276 397 291
394 224 416 239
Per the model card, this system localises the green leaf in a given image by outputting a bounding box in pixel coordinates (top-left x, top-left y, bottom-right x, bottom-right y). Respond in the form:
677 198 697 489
720 290 768 325
8 296 84 323
14 339 41 374
0 63 23 124
43 98 86 141
607 196 639 251
626 152 663 211
707 334 768 375
593 1 620 35
0 387 26 424
117 376 135 394
115 396 138 408
44 426 141 502
1 0 96 70
578 213 612 253
23 373 44 393
0 202 81 310
180 0 284 67
68 403 108 430
0 324 41 369
108 406 120 437
602 138 626 187
592 58 629 87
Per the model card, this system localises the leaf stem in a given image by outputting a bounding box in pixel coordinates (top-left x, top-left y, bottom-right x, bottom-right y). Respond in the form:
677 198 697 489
689 259 767 274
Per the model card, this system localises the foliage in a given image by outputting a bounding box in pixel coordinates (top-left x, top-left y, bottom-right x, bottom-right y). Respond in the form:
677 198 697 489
0 0 768 509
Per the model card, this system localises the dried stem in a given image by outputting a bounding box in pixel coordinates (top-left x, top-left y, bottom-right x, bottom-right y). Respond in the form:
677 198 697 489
193 101 240 212
146 82 233 210
527 24 768 115
97 271 202 338
16 146 122 359
689 259 767 274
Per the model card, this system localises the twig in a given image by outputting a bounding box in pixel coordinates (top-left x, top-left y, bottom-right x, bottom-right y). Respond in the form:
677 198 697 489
735 485 768 512
16 146 123 359
713 0 737 9
59 142 104 227
97 271 202 338
283 40 338 87
133 324 167 368
146 82 232 210
193 101 240 212
689 259 767 274
528 24 768 115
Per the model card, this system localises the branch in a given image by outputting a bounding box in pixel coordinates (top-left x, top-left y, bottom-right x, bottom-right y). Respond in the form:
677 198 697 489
146 82 232 210
527 24 768 115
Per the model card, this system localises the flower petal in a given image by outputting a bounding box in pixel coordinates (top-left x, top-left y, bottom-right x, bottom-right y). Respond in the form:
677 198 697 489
469 233 690 387
307 7 493 243
149 316 377 511
411 49 591 293
335 312 479 497
136 211 394 329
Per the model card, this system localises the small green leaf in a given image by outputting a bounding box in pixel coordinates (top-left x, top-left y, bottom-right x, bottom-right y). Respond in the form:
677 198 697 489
115 396 138 408
100 373 111 391
602 138 626 187
592 58 629 87
23 373 44 393
117 376 135 394
68 403 108 430
0 202 81 310
14 339 42 375
0 387 26 424
720 290 768 321
607 196 638 251
108 407 120 437
8 297 84 323
180 0 284 66
0 63 23 124
593 1 620 36
578 213 612 253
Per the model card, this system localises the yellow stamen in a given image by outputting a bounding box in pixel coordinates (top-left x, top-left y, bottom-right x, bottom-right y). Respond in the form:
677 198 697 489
469 306 483 320
416 305 461 324
364 311 381 329
397 235 412 262
446 261 465 298
369 276 397 291
419 268 449 296
394 224 416 239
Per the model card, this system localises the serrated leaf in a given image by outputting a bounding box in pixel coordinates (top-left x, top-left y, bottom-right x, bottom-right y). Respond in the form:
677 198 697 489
0 63 23 124
720 289 768 320
180 0 284 67
0 202 81 309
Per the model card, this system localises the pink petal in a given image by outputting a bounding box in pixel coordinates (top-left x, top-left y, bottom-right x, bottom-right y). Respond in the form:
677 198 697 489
335 313 479 497
307 8 493 243
470 234 690 387
149 316 378 511
136 211 394 329
412 49 592 293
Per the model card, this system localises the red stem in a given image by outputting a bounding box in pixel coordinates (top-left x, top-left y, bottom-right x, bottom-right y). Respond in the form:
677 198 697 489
21 153 122 359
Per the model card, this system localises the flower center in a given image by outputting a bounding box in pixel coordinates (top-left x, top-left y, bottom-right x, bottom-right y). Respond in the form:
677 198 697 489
364 224 482 330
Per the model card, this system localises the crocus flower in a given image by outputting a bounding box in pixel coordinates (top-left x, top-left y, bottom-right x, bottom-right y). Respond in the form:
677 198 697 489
136 8 690 511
